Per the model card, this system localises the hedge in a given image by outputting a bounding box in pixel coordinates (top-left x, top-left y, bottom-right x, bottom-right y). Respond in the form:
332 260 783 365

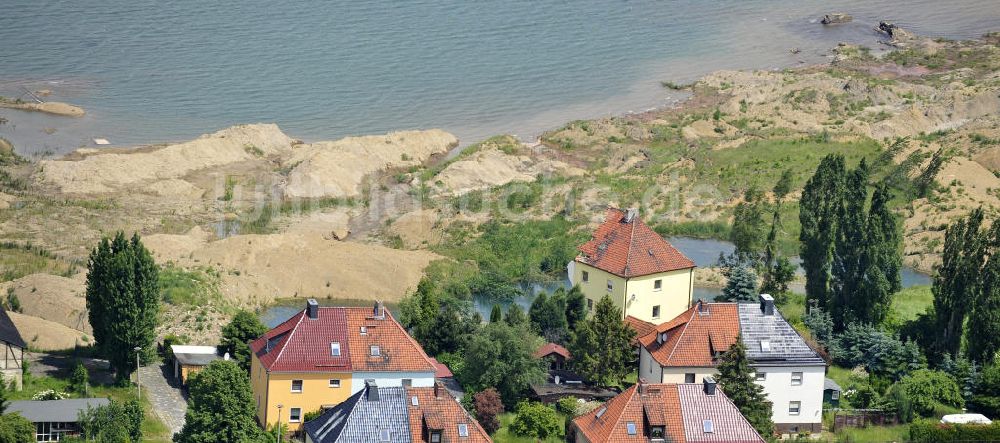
910 419 1000 442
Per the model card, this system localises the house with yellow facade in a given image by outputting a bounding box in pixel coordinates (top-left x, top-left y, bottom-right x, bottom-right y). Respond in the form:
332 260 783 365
569 207 696 324
249 299 437 432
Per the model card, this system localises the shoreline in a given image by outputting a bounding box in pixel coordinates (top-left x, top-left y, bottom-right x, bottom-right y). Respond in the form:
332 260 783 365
0 99 85 118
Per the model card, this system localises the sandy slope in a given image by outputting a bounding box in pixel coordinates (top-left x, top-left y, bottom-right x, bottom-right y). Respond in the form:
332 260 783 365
432 147 584 196
0 273 90 334
8 311 90 351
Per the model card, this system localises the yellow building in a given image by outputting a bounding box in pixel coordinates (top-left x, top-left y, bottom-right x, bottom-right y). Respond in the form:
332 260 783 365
569 208 695 324
250 300 437 432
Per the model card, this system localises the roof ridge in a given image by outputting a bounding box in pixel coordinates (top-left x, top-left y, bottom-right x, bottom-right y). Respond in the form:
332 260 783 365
611 384 639 433
272 310 307 366
663 308 698 365
625 212 637 277
387 310 437 370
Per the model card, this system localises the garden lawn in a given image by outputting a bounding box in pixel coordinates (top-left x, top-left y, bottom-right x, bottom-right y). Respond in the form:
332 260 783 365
492 411 568 443
891 285 933 322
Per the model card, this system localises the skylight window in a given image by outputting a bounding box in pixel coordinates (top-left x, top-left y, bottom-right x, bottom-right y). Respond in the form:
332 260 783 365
626 422 637 435
703 420 714 433
370 345 381 356
760 340 771 352
595 407 607 419
330 342 341 356
458 424 469 437
411 396 419 406
378 429 391 442
360 326 367 335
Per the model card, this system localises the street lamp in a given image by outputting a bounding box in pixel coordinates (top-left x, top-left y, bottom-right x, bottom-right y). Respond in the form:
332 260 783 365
276 404 283 443
134 346 142 399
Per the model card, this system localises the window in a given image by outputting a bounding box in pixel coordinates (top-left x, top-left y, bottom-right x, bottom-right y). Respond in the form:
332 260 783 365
582 271 589 282
684 373 696 383
654 279 662 291
650 426 665 439
430 431 442 442
652 305 661 319
587 299 593 311
755 371 766 381
791 372 803 386
626 421 637 435
760 340 771 352
789 401 801 415
329 379 341 388
607 279 613 291
703 420 714 433
402 379 412 387
330 342 341 356
371 345 381 356
360 326 367 335
378 429 391 442
831 390 840 400
289 407 302 422
291 380 303 393
457 424 469 437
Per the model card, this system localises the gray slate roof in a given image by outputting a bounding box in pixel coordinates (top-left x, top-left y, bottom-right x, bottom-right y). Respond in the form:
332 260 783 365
824 378 842 392
0 307 26 348
7 398 110 423
304 386 412 443
737 303 824 366
174 352 221 366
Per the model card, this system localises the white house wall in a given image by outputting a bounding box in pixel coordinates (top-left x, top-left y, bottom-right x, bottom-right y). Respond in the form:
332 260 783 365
754 365 825 426
349 372 435 394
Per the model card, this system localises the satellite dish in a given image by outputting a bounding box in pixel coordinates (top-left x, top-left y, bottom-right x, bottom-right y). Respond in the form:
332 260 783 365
223 352 231 361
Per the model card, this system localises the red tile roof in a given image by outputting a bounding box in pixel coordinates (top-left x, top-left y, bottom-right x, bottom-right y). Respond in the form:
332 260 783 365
577 208 695 278
572 383 765 443
407 384 493 442
250 305 435 374
346 308 436 373
533 342 571 360
637 303 740 368
429 357 454 378
625 316 657 344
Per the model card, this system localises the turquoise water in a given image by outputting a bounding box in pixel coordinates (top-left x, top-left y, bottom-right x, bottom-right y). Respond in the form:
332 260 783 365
2 0 998 154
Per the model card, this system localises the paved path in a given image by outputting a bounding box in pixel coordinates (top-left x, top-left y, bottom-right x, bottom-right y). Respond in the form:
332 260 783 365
140 363 187 436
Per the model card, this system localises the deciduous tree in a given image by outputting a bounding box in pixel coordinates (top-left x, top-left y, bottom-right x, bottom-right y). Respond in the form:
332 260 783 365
174 360 266 443
473 388 504 434
220 310 269 372
458 322 546 408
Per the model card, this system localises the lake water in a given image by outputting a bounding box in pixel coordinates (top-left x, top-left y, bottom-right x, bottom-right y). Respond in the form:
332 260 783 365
260 236 932 325
2 0 999 155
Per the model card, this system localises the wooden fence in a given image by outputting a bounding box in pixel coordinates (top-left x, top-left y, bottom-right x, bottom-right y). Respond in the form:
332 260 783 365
832 409 899 430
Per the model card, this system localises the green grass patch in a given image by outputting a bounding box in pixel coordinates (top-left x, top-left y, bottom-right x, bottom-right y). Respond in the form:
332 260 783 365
833 424 910 442
0 242 80 282
492 411 567 443
653 220 730 240
891 285 933 322
159 264 221 306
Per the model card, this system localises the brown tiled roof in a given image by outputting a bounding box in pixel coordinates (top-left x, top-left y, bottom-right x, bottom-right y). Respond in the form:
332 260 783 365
577 208 695 278
250 307 352 373
407 384 493 443
533 342 571 360
624 316 657 344
250 305 435 374
638 303 740 368
346 308 437 373
429 357 454 378
572 383 765 443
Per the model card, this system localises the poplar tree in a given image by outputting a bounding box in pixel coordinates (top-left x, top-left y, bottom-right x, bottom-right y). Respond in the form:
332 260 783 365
85 232 160 381
800 154 846 312
731 185 767 257
933 208 988 357
831 160 870 328
716 337 774 438
857 184 902 325
966 222 1000 363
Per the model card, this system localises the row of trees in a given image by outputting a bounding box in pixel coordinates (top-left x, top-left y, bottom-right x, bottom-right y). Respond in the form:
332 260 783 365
799 155 902 330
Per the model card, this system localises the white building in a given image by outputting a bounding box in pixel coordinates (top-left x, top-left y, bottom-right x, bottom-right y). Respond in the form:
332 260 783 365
636 295 826 435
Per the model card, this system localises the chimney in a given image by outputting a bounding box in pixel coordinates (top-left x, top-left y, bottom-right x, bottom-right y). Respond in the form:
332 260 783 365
306 298 319 319
703 376 717 395
759 294 775 316
366 380 380 402
434 382 442 399
638 378 648 395
373 300 385 320
697 300 708 315
624 208 638 223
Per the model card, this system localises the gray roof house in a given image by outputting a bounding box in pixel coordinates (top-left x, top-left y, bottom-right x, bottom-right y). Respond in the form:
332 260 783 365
8 398 110 442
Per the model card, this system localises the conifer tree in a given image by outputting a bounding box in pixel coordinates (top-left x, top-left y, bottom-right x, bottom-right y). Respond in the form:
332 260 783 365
564 285 587 330
933 208 988 356
856 184 902 325
967 222 1000 363
504 303 528 327
800 154 846 313
85 232 160 381
721 264 758 302
568 295 635 386
716 337 774 438
490 304 503 323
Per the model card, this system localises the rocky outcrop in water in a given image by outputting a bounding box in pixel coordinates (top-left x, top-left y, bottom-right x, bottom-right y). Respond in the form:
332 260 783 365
821 13 852 25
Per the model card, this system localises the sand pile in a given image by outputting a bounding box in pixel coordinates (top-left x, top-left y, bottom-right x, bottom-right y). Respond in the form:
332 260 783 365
433 148 584 196
284 130 458 199
1 273 90 333
8 311 90 351
145 230 440 306
387 209 445 249
40 124 294 194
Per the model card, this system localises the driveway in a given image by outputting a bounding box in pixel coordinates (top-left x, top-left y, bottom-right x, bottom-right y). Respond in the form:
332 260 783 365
140 363 187 436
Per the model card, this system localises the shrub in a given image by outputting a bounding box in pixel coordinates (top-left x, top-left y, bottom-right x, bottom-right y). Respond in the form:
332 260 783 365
473 389 504 434
509 402 562 439
910 419 1000 442
31 389 69 401
896 369 964 417
970 364 1000 418
555 396 579 415
829 323 926 380
70 362 89 394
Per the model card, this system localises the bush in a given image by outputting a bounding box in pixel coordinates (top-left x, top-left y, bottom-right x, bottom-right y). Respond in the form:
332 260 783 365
555 396 579 415
473 389 504 434
829 323 926 380
160 334 185 361
896 369 964 417
970 364 1000 418
70 362 89 394
0 413 34 443
910 419 1000 442
509 402 562 439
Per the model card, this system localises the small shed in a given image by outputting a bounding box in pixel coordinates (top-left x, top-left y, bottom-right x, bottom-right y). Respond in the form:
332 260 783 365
8 398 110 441
171 345 223 384
534 342 571 371
824 378 842 408
0 307 26 390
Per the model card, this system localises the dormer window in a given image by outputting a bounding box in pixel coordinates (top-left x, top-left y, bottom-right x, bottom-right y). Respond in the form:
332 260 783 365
360 326 367 335
430 430 442 442
330 342 341 356
370 345 381 356
656 332 668 344
760 340 771 352
650 426 665 440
